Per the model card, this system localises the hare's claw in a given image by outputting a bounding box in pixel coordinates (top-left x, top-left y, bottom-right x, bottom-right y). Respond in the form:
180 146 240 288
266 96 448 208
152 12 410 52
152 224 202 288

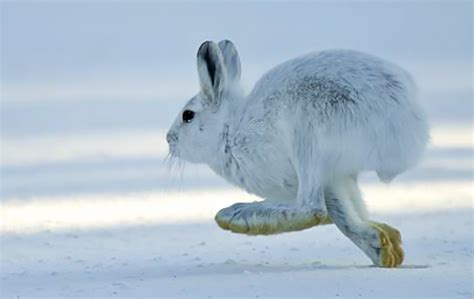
215 202 332 235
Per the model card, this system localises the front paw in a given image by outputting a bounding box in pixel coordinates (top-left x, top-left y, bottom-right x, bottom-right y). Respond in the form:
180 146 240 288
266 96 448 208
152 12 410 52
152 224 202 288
366 222 404 268
215 202 331 235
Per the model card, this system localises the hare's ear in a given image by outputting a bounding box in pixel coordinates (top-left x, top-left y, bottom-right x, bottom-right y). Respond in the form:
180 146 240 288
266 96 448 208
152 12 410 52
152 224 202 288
197 41 226 106
218 40 241 83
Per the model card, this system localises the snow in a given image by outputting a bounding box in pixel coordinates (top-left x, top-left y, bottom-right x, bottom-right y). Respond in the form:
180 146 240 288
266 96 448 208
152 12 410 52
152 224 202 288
1 1 473 298
1 210 472 297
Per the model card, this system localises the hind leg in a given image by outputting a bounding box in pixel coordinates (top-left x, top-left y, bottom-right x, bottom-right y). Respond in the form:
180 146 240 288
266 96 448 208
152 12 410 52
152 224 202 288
326 176 404 268
215 200 332 235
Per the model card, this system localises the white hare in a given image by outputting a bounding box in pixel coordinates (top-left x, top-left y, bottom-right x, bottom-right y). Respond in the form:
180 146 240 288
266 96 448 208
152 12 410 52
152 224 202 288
166 40 429 267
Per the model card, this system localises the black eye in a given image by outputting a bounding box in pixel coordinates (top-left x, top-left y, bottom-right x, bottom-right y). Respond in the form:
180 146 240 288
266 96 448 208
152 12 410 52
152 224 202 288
182 110 195 123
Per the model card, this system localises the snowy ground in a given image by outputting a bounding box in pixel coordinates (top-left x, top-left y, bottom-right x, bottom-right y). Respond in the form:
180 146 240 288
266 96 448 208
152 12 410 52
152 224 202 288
1 210 473 298
1 2 473 298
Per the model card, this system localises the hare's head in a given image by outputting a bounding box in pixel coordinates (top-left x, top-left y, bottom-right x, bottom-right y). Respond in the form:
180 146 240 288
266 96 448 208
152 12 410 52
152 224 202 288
166 40 242 164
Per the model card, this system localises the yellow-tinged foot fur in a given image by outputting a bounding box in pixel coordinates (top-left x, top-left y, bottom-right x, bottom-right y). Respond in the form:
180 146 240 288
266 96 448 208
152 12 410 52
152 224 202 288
370 222 404 268
215 202 332 235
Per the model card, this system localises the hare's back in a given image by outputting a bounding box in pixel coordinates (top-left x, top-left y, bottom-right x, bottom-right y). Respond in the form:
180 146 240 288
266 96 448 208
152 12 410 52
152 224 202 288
251 49 415 106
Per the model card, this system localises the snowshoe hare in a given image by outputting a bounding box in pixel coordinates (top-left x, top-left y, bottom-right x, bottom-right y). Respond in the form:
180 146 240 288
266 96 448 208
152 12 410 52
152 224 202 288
166 40 429 268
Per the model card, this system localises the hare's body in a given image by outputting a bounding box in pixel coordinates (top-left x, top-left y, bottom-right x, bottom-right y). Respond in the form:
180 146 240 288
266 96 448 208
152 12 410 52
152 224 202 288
167 41 429 267
210 50 427 203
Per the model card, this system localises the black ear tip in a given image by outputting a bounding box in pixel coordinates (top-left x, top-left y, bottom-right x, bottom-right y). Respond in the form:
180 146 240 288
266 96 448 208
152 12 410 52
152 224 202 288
197 41 218 85
198 40 213 53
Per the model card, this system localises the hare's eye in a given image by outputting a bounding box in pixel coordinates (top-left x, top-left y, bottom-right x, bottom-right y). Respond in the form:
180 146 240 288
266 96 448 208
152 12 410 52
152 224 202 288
182 110 195 123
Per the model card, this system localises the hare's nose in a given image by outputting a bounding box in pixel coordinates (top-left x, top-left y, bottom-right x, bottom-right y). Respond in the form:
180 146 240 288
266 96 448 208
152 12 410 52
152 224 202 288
166 132 178 144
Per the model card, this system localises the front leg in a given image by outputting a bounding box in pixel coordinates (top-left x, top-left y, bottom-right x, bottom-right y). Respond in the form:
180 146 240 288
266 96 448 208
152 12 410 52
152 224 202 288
292 131 328 218
215 201 332 235
325 176 404 267
295 178 327 218
216 131 331 235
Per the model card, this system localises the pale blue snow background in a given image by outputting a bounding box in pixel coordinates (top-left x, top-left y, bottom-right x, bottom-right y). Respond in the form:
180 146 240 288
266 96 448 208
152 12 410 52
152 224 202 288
1 1 472 198
1 1 472 297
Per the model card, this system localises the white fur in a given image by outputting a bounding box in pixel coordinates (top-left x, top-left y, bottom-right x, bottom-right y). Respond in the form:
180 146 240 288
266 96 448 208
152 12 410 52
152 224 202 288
166 40 429 266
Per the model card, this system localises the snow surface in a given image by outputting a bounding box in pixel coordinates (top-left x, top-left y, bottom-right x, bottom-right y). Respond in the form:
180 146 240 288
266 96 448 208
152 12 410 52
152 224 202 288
1 211 472 297
1 1 473 298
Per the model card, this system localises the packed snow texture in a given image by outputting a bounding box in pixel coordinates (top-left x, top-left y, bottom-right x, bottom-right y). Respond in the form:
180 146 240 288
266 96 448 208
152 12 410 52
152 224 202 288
1 2 472 298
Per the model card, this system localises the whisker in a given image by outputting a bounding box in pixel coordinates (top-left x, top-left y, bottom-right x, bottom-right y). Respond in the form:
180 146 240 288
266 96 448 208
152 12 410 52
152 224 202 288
178 159 186 182
163 148 187 188
169 156 177 173
161 152 172 168
163 153 173 173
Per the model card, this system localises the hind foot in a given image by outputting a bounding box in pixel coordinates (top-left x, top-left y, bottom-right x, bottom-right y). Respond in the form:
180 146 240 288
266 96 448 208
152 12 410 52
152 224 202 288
215 201 332 235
